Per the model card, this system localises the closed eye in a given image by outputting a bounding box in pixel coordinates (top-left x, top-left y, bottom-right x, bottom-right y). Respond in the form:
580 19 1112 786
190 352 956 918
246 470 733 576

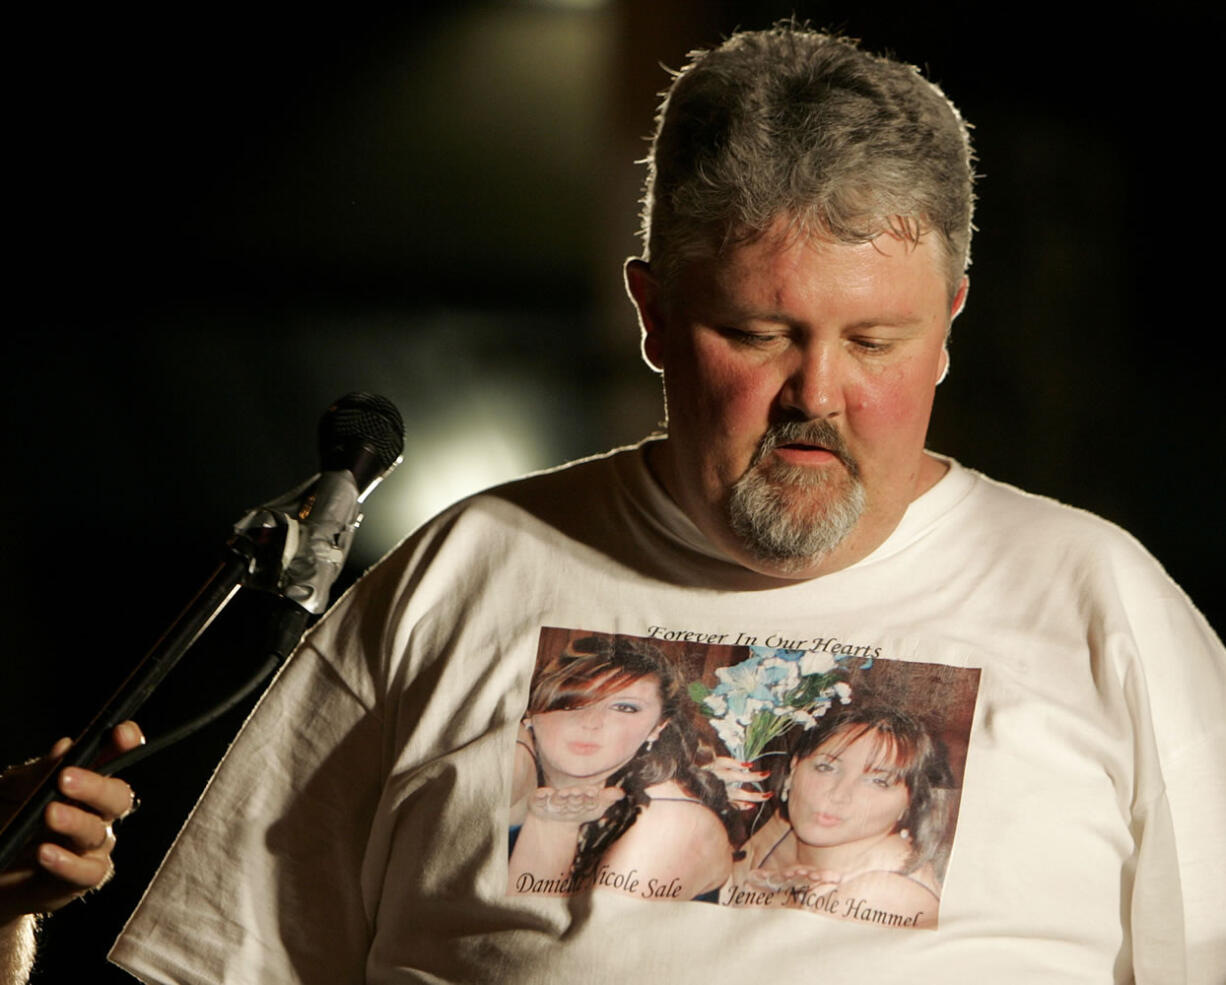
849 337 894 354
718 327 782 347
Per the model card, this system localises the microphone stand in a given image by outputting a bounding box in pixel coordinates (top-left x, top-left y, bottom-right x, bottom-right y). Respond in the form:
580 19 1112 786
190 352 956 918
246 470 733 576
0 525 289 872
0 391 404 872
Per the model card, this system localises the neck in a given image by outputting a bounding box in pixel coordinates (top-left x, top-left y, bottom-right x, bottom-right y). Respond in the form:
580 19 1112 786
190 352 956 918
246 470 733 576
647 439 948 582
541 766 616 791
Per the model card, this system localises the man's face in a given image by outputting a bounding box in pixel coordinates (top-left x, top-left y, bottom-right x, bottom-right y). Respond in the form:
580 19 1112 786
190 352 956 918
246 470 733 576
627 224 966 580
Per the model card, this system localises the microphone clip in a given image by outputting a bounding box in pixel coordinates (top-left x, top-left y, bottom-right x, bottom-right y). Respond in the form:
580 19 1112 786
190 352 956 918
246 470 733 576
232 469 363 615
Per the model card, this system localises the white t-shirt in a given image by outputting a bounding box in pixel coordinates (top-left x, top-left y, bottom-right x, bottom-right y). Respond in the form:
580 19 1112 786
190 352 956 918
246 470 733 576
110 445 1226 984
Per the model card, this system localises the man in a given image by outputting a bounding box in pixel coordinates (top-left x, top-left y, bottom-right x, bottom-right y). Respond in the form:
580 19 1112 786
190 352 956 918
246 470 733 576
1 723 142 985
109 26 1224 984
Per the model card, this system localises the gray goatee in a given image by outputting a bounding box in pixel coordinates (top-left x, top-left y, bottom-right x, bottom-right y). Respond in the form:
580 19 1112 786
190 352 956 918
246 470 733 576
726 419 865 571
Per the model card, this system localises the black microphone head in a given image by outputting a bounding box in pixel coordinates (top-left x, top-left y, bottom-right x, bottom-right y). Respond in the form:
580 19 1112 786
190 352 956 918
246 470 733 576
318 392 405 492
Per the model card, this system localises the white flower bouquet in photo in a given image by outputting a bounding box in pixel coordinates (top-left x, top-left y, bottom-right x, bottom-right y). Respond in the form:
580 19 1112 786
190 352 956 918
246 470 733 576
689 647 854 762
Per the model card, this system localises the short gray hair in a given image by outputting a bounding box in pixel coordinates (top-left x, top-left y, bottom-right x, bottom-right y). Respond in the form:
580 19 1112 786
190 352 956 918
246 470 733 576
640 26 976 293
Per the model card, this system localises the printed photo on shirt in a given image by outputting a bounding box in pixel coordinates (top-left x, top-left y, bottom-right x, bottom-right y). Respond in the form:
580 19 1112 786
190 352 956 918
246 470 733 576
508 627 979 930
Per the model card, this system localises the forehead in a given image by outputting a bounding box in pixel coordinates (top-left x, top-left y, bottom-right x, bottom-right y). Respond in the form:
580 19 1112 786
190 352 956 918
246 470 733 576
811 726 907 771
569 671 663 706
603 675 663 702
668 228 951 323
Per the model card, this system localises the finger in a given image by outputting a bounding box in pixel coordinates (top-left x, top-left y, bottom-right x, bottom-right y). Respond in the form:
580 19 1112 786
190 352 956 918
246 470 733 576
48 737 73 759
746 867 784 891
112 721 145 754
0 866 37 893
708 762 763 779
95 721 146 768
782 865 839 886
59 768 136 821
36 841 114 892
558 787 599 805
44 801 114 853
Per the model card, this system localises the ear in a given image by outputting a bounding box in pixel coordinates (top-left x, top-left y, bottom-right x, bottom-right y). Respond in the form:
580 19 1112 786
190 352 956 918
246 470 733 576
949 275 969 321
937 276 968 385
624 258 666 373
936 345 950 385
648 718 669 743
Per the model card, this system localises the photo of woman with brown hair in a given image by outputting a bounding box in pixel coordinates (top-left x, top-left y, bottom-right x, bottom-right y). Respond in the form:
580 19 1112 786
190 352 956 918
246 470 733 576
728 704 956 926
509 634 737 901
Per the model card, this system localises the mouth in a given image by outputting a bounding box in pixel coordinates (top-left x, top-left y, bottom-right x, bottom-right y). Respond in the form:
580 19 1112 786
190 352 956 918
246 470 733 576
813 812 843 827
782 438 830 451
771 442 840 466
753 420 859 478
567 742 601 755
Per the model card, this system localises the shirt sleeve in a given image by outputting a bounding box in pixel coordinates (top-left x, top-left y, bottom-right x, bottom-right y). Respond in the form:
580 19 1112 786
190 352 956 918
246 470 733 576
108 597 389 985
1125 592 1226 985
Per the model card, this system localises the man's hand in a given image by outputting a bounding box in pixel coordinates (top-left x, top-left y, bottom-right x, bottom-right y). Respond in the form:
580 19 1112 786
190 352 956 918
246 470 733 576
0 721 143 924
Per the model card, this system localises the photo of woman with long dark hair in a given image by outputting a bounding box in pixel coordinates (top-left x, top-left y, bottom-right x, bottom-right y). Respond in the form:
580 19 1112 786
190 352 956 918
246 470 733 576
727 704 956 926
509 633 737 901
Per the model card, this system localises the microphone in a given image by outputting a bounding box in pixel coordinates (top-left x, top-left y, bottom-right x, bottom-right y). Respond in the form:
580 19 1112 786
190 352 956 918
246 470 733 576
318 391 405 495
236 392 405 614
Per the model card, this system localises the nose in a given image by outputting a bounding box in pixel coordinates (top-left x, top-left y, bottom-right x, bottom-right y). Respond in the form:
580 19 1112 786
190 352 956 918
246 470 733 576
826 772 855 805
779 341 845 420
576 706 603 731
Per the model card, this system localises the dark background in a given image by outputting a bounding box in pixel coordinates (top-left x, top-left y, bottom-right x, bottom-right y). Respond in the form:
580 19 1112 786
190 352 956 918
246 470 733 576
6 2 1222 981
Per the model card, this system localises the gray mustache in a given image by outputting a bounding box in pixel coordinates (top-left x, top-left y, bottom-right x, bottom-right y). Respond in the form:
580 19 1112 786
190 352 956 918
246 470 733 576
753 420 860 480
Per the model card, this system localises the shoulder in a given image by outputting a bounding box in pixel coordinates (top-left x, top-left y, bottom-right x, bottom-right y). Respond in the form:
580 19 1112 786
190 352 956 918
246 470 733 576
953 463 1149 552
402 441 659 574
738 814 794 870
641 781 723 824
394 441 647 545
620 781 729 848
349 444 646 608
835 869 940 927
479 442 650 525
936 462 1193 603
602 783 732 894
950 466 1225 670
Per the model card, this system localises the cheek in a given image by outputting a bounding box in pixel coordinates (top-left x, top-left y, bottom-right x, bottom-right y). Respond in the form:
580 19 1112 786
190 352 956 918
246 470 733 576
851 365 938 437
531 712 573 745
792 772 826 806
675 338 780 424
615 715 655 747
610 728 642 755
867 789 909 825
